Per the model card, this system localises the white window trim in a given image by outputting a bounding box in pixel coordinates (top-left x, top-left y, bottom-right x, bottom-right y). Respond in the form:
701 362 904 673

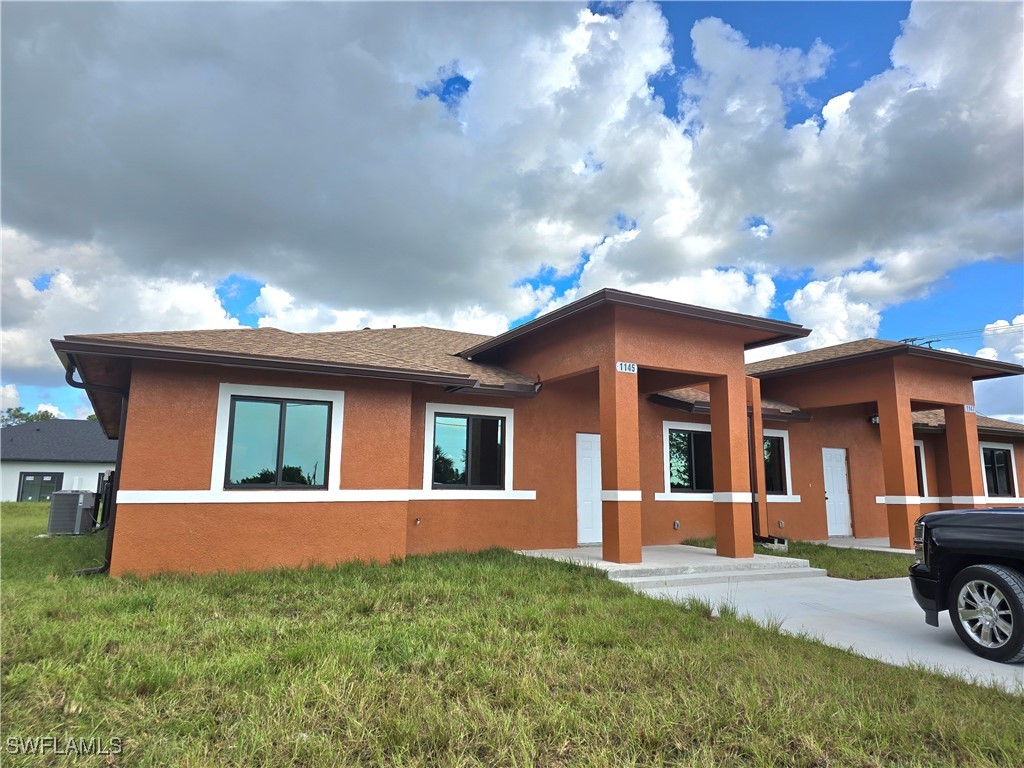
210 382 345 495
763 428 800 502
422 402 533 499
980 441 1018 498
913 439 929 497
657 421 712 501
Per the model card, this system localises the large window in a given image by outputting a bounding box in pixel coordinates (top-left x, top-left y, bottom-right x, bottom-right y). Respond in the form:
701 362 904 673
225 397 331 489
18 472 63 502
763 436 787 495
668 427 714 493
981 443 1016 498
432 413 505 489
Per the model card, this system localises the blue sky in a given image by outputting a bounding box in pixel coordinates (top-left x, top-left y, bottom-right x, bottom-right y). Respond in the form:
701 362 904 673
2 1 1022 421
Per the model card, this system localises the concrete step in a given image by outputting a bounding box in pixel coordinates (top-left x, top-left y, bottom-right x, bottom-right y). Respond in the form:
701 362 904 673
613 566 828 590
603 556 814 581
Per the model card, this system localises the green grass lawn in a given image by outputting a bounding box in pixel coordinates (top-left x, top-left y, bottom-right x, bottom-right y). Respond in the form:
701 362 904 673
683 537 916 580
2 502 1021 767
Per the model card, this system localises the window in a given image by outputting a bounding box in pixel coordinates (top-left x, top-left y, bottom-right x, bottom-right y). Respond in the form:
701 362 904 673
668 427 714 492
763 436 787 495
225 397 331 489
18 472 63 502
432 413 505 489
981 444 1016 497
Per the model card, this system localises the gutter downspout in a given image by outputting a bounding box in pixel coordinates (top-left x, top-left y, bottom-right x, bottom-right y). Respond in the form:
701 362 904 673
64 357 128 576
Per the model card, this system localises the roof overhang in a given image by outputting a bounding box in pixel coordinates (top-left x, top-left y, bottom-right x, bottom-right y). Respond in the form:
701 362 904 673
647 393 812 422
53 338 540 397
750 345 1024 381
460 288 810 359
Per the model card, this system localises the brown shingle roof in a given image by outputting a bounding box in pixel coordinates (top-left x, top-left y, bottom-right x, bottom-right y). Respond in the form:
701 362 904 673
745 339 904 375
658 387 801 414
63 326 535 388
746 338 1024 380
913 410 1024 435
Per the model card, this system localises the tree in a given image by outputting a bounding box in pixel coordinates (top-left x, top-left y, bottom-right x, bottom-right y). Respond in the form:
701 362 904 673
1 407 57 428
86 414 98 421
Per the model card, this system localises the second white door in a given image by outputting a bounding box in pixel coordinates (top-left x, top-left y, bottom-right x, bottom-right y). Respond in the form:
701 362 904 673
822 447 852 536
576 433 602 544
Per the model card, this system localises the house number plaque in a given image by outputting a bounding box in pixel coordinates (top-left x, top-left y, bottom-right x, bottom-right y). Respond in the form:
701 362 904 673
616 361 638 374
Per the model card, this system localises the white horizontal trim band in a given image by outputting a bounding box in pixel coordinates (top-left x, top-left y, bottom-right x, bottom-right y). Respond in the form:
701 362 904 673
759 494 803 504
412 490 537 501
950 495 999 505
601 490 642 502
874 495 1024 505
712 492 754 503
654 492 713 502
653 492 758 503
117 489 537 504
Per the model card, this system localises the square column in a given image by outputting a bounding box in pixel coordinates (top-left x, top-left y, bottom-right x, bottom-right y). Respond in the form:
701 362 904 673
877 389 919 549
943 404 985 504
746 376 769 537
598 363 643 563
709 375 754 558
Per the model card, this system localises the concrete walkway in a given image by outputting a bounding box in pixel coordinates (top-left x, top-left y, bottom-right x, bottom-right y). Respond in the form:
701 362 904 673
521 545 1022 694
640 576 1023 694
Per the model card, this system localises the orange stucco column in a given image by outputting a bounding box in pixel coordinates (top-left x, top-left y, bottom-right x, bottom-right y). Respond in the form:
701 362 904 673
598 363 643 563
943 404 985 505
746 376 769 537
709 374 754 558
877 389 919 549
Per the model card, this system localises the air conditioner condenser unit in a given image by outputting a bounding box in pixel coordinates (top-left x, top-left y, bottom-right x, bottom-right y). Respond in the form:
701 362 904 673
47 491 96 535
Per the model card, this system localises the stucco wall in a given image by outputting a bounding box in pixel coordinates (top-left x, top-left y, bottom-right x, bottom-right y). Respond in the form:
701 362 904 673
111 361 413 577
1 462 113 502
406 374 599 555
639 402 716 544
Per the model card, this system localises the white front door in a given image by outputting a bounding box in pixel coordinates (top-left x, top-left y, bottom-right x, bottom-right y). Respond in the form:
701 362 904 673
576 433 602 544
822 447 852 536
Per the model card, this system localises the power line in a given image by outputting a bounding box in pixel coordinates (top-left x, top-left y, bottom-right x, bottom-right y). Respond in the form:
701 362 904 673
899 320 1024 346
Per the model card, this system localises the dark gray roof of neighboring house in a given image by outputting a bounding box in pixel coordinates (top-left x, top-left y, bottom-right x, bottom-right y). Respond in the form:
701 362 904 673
1 419 118 463
746 338 1024 380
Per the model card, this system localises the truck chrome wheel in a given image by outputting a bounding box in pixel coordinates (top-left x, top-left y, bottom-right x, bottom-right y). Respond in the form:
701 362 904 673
956 579 1013 649
948 564 1024 663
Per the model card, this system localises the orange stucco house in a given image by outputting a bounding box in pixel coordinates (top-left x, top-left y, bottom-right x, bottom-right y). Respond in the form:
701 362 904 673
52 288 1024 577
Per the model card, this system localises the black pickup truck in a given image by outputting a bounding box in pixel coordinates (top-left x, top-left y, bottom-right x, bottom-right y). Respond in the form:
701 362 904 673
910 508 1024 663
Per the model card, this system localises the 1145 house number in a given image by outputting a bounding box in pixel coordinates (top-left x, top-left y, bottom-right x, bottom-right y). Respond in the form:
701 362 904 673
616 361 638 374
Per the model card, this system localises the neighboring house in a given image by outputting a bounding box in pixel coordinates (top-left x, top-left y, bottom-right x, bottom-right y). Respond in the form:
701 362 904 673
1 420 118 502
51 288 1024 577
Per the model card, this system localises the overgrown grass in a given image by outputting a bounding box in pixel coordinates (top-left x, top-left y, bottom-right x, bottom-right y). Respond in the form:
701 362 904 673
2 502 1021 767
683 536 916 580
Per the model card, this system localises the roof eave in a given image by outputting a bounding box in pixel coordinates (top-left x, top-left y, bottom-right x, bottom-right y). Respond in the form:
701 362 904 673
460 288 809 359
750 345 1024 380
52 338 492 390
646 393 811 422
748 348 900 379
903 346 1024 379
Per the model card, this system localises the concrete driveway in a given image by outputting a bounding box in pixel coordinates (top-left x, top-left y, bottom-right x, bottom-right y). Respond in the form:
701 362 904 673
640 576 1024 694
